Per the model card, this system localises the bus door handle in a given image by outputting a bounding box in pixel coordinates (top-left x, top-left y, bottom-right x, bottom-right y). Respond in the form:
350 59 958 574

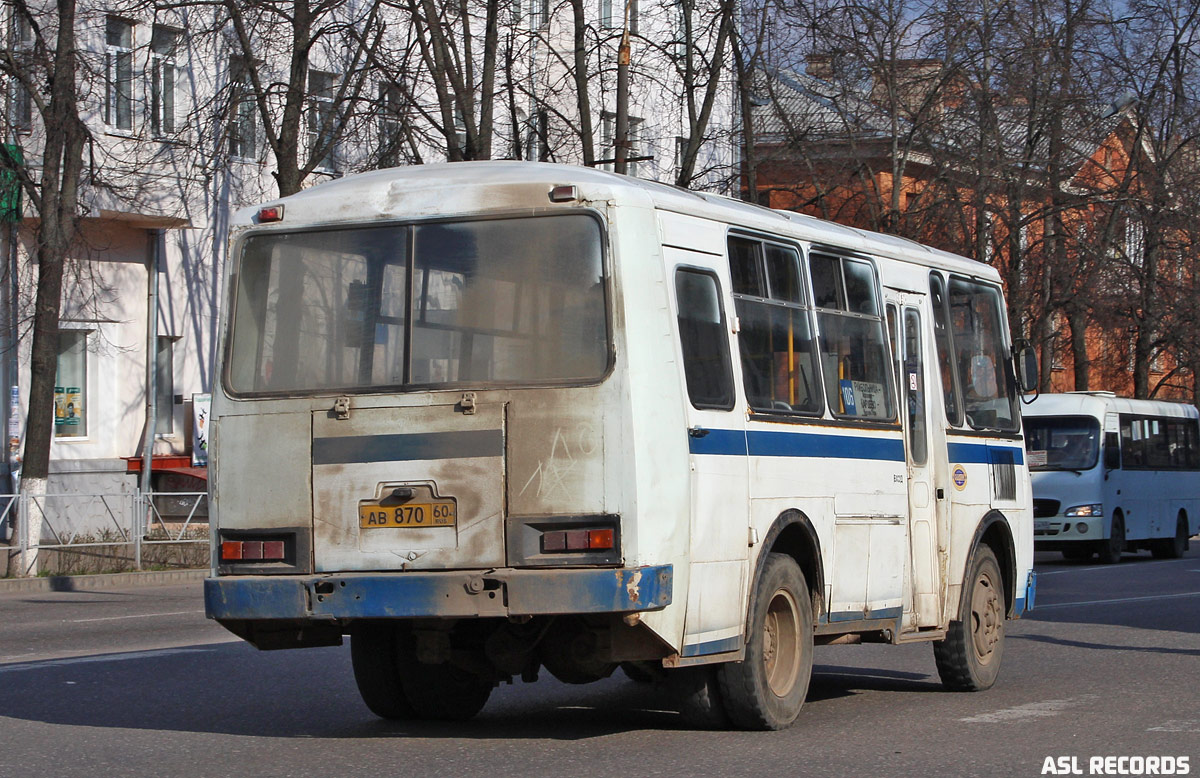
688 427 710 438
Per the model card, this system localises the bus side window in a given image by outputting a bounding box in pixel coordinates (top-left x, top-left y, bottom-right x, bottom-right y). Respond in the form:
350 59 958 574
675 269 735 410
727 236 822 415
1104 431 1121 470
812 254 894 421
928 272 962 426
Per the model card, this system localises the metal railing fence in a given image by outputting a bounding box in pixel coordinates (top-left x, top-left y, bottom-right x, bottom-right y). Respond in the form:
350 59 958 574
3 491 209 577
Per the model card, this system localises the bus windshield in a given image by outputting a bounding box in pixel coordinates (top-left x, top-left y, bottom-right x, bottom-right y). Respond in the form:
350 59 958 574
1025 416 1100 471
226 214 608 395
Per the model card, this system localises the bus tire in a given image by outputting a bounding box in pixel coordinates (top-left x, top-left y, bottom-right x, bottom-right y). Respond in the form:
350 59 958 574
350 622 415 720
668 666 730 729
1098 513 1125 564
717 553 813 730
400 657 494 722
1152 515 1188 559
933 545 1005 692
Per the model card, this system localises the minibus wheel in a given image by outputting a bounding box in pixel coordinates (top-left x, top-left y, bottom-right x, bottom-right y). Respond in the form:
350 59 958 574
350 622 415 719
1152 515 1188 559
1098 513 1125 564
933 545 1005 691
718 553 813 730
351 622 493 721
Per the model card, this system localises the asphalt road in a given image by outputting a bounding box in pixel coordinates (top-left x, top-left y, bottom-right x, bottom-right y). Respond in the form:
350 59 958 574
1 549 1197 778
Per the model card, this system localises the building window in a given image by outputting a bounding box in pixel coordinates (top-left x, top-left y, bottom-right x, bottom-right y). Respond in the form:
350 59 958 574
674 1 688 58
530 0 549 28
156 336 174 434
229 58 256 159
105 17 134 131
10 10 31 133
150 26 180 136
308 70 337 171
527 110 549 162
55 331 88 439
600 0 637 31
600 112 642 175
378 82 408 168
1125 218 1145 267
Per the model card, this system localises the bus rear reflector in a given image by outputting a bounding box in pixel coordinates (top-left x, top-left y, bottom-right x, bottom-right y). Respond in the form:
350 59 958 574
221 539 287 562
542 528 615 553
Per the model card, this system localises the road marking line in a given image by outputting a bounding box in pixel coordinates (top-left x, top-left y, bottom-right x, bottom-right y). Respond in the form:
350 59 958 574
0 647 218 672
1038 559 1187 576
68 609 205 624
1035 591 1200 610
1149 721 1200 733
960 696 1095 723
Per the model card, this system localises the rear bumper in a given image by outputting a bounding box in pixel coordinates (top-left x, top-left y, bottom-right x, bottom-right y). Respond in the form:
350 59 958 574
204 565 673 622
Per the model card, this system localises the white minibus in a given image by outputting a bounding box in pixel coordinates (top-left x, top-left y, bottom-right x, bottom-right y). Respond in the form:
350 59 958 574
1025 392 1199 563
204 162 1038 729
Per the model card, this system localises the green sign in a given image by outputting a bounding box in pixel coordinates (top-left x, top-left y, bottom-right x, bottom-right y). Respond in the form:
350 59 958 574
0 144 23 223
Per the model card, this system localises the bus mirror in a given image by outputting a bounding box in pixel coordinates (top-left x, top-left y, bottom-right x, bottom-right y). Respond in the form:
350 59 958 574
1104 432 1121 471
1015 341 1038 393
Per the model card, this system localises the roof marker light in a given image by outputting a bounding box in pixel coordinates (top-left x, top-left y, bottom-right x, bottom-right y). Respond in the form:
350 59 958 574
549 185 577 203
258 205 285 223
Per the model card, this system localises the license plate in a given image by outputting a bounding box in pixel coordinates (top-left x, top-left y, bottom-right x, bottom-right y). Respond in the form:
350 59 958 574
359 500 457 528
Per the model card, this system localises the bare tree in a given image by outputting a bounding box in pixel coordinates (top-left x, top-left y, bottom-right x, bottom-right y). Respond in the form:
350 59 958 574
0 0 89 573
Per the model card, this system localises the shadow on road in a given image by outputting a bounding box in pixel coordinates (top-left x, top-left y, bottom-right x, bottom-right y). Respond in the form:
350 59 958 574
0 643 946 739
1011 633 1200 657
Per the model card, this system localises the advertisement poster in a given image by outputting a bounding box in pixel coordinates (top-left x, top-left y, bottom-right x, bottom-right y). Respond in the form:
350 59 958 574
192 393 211 466
54 386 82 428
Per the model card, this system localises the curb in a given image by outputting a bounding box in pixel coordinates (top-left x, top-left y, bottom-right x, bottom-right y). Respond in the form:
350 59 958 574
0 568 208 594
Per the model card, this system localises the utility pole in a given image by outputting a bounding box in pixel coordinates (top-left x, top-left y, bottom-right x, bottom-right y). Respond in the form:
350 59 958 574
614 0 632 175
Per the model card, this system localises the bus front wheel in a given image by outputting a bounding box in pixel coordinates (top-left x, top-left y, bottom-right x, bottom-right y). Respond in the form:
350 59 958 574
934 545 1005 691
1098 513 1125 564
718 553 813 730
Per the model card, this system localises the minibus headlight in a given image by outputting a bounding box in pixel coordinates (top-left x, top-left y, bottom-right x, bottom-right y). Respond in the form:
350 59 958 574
1064 504 1102 517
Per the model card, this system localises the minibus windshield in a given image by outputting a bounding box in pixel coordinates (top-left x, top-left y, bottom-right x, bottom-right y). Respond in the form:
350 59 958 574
1025 416 1100 471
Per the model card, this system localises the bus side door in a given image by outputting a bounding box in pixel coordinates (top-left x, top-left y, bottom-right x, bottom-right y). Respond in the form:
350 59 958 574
888 293 944 630
668 249 750 657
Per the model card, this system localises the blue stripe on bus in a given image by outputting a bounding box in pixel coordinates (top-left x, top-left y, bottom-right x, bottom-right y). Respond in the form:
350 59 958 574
681 635 744 657
312 429 503 465
946 441 1025 466
689 428 904 462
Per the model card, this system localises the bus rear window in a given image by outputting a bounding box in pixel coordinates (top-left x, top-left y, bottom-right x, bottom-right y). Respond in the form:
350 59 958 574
227 214 607 395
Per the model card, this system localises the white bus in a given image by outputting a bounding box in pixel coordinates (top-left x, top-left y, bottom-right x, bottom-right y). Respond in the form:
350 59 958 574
1025 392 1200 563
204 162 1038 730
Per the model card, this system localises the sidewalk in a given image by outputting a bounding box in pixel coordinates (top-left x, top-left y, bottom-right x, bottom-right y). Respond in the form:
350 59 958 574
0 568 208 594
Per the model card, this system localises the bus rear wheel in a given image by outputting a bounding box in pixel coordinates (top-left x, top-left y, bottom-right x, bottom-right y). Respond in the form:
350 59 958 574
350 622 415 719
718 553 813 730
934 545 1005 691
1152 515 1189 559
1098 513 1125 564
351 623 493 721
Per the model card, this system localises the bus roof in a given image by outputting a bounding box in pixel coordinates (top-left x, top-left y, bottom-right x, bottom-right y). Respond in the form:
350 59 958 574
1024 392 1200 420
233 161 998 283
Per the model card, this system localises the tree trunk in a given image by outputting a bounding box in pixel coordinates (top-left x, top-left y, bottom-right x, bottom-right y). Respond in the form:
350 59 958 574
18 0 86 575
